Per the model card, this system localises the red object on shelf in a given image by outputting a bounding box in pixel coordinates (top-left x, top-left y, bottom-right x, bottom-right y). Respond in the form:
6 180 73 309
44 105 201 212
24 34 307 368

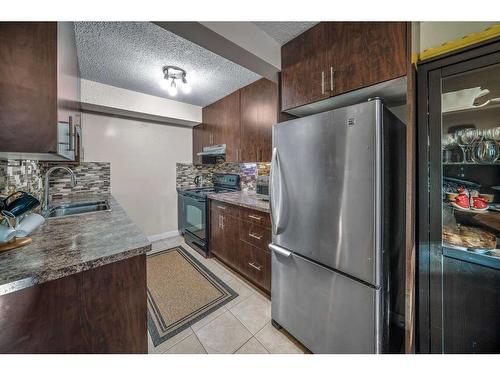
455 194 470 209
471 196 488 210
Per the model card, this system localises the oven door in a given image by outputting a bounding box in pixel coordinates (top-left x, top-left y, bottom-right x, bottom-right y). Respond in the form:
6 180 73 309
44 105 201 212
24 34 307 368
182 194 207 243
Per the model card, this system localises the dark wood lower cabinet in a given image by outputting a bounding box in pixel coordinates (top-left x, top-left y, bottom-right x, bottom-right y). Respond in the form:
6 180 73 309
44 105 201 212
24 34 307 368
0 255 147 353
209 200 271 293
442 256 500 353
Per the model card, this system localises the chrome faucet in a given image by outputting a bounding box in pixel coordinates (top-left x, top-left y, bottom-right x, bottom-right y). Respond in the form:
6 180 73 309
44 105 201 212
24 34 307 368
194 175 203 187
43 166 77 211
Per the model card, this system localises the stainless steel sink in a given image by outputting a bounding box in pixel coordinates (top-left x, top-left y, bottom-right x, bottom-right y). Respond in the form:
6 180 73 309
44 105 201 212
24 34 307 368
45 200 111 219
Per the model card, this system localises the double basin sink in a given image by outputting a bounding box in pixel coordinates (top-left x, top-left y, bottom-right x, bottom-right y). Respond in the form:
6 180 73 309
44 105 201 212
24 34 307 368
44 200 110 219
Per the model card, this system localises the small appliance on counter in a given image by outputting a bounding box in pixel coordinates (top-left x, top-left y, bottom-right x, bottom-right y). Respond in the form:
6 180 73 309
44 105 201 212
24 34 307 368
256 175 269 201
0 191 44 252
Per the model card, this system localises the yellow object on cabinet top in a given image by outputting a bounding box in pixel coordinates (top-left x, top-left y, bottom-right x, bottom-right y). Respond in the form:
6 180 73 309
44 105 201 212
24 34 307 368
420 24 500 61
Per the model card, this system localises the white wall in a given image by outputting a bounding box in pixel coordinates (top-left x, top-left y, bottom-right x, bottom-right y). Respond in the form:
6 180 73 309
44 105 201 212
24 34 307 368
82 113 192 237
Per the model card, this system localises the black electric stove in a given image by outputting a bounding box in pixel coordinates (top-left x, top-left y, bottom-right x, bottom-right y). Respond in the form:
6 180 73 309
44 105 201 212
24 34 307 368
178 173 240 257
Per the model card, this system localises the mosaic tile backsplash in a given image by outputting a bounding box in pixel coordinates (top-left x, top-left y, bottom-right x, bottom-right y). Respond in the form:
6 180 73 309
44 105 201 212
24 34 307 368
176 161 271 191
39 161 110 197
0 159 110 200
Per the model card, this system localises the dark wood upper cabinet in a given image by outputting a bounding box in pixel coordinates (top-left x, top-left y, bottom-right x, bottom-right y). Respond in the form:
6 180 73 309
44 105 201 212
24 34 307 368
0 22 58 153
192 123 207 165
281 22 407 111
281 23 332 111
240 78 278 162
193 78 278 164
332 22 407 95
217 91 240 163
0 22 80 157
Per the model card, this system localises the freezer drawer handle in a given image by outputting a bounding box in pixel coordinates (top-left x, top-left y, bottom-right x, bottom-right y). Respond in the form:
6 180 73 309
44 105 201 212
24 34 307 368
269 244 291 258
248 233 262 240
248 262 262 271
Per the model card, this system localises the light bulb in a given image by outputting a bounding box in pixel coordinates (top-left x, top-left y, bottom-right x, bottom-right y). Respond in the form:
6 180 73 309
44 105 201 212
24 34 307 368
160 78 169 90
167 79 177 96
181 79 191 94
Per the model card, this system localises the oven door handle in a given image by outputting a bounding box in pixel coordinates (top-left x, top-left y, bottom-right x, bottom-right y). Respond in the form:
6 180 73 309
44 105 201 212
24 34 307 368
182 194 206 204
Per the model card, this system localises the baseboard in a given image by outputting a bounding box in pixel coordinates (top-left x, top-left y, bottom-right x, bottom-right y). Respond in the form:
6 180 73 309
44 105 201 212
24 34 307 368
147 230 180 242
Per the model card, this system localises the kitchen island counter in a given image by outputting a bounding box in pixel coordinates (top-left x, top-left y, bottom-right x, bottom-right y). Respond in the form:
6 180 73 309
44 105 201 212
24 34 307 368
0 193 150 296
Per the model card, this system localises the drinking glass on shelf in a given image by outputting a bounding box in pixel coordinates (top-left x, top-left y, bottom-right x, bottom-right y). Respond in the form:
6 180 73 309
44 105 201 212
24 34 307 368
455 129 469 163
490 126 500 142
473 128 500 163
457 129 480 163
442 133 458 163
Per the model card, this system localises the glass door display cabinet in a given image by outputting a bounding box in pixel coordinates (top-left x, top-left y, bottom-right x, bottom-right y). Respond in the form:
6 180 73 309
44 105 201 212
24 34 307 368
418 38 500 354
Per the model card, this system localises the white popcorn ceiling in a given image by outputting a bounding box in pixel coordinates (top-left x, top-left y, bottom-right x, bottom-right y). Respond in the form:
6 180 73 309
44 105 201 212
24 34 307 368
74 22 261 107
252 22 318 45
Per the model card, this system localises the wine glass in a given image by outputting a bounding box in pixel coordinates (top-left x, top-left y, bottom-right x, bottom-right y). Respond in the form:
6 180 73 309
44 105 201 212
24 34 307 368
459 129 481 163
455 129 469 163
474 127 500 164
442 133 458 163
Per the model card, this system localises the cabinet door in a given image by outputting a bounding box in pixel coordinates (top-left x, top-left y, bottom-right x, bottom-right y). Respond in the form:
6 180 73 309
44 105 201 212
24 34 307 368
202 104 215 146
443 256 500 353
0 22 58 153
57 22 80 124
210 205 226 260
332 22 406 95
202 91 240 162
192 123 207 165
281 22 332 111
240 78 278 162
222 213 240 267
217 91 240 163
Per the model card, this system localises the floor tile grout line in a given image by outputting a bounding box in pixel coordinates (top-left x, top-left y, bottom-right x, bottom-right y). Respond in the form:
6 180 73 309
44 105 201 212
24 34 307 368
192 329 209 354
227 303 269 337
190 305 228 333
231 335 255 354
161 329 196 354
253 329 274 354
157 327 194 354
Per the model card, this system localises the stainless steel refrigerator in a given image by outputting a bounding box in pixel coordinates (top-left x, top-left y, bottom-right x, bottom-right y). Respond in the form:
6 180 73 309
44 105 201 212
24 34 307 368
269 98 406 354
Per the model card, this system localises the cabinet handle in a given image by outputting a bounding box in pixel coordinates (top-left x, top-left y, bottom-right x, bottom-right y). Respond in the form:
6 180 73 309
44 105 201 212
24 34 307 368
236 148 239 162
217 205 226 210
257 148 260 161
248 262 262 271
248 214 262 221
68 116 75 151
321 71 325 94
218 214 221 229
221 215 224 229
330 67 335 92
249 233 262 240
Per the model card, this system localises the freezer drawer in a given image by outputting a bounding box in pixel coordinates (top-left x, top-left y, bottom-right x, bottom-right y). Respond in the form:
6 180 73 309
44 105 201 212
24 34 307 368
271 249 381 354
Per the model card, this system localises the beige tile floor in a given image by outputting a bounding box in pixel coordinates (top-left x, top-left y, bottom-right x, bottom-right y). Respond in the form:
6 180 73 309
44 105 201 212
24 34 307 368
147 236 307 354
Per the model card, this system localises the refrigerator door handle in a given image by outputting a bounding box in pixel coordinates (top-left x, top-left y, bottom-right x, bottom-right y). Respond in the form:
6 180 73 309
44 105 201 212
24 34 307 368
270 147 284 235
269 243 292 257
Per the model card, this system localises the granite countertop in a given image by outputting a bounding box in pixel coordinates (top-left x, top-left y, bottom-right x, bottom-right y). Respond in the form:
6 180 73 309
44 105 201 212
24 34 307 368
208 191 270 213
0 193 151 296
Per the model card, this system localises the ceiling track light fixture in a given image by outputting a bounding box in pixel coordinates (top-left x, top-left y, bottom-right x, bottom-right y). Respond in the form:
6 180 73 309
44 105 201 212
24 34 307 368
161 65 191 96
